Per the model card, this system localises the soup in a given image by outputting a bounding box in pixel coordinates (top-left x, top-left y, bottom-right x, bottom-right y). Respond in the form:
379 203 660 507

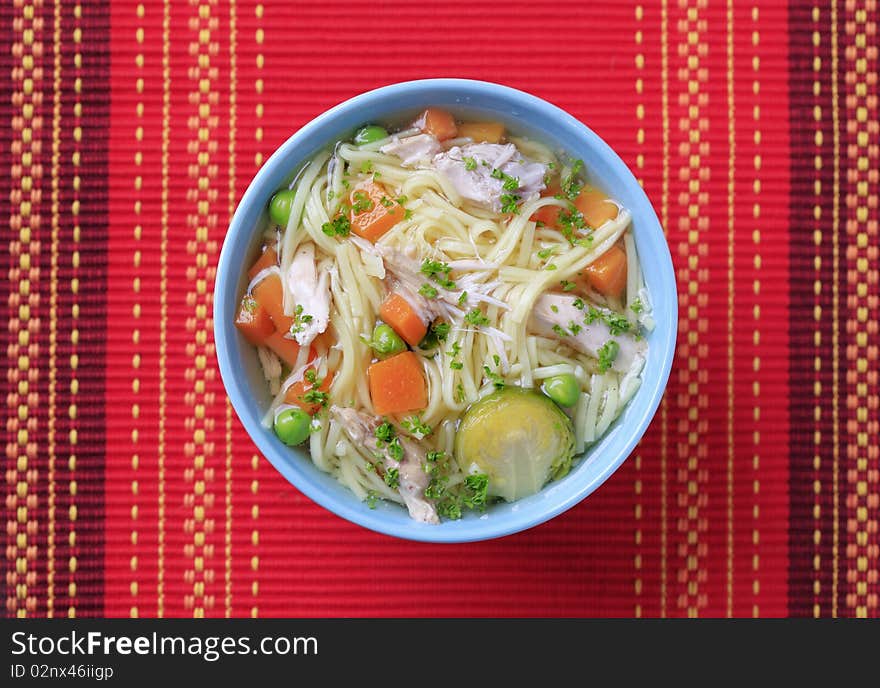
234 107 653 524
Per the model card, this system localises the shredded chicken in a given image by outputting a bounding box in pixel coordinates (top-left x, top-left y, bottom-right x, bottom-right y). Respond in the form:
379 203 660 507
379 133 442 168
285 243 331 346
433 143 548 212
528 293 647 373
331 406 439 524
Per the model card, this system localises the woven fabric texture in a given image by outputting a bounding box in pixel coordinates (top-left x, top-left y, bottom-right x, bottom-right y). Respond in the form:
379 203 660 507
1 0 878 618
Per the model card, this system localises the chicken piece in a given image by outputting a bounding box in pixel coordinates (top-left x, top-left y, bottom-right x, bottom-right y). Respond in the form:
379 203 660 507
380 133 443 168
528 293 646 373
285 243 331 346
433 143 548 212
331 406 440 524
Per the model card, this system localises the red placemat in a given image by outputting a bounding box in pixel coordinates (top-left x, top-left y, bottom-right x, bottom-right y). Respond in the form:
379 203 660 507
2 0 877 618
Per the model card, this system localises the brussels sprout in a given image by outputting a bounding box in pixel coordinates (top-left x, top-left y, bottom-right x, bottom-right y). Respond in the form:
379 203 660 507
454 387 575 502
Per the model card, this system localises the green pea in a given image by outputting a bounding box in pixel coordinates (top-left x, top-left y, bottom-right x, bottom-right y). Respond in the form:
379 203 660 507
354 125 389 146
541 373 580 408
268 189 296 227
371 323 406 357
274 406 311 446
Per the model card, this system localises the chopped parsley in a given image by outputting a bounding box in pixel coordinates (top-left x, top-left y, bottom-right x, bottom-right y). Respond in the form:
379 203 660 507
630 297 645 315
420 259 456 289
464 308 490 327
584 306 631 336
463 473 489 508
597 339 620 373
463 156 477 171
351 190 374 214
419 283 439 299
545 263 558 271
374 421 395 444
383 467 400 489
490 167 520 191
448 341 463 370
302 388 328 408
537 247 556 260
401 415 432 439
418 320 451 350
321 214 351 237
568 321 582 336
455 383 465 403
552 324 568 338
557 207 588 244
457 291 468 307
561 159 585 199
500 193 521 214
560 279 576 292
483 355 505 390
289 304 313 335
573 297 585 310
360 160 374 174
379 195 394 208
365 491 379 509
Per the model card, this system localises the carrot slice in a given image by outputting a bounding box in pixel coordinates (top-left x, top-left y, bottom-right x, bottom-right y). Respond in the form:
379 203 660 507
379 292 427 347
349 180 406 242
574 187 619 228
234 294 275 345
264 331 302 368
457 121 505 144
530 183 562 228
421 107 458 141
284 369 334 415
251 272 295 335
368 351 428 416
247 245 278 280
582 244 628 299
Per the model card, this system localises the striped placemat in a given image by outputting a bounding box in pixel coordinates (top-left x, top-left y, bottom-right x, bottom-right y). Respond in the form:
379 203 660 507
1 0 877 618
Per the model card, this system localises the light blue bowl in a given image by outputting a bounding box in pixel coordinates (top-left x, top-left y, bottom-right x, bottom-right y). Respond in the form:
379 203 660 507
214 79 677 543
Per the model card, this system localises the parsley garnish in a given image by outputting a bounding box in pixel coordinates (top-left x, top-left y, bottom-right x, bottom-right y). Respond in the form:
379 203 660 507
483 356 505 390
302 388 328 408
500 193 520 214
448 341 463 370
464 308 490 327
490 167 520 191
597 339 620 373
463 156 477 171
457 291 468 307
463 474 489 508
374 421 395 444
631 297 644 315
561 159 585 199
384 467 400 489
455 383 465 403
289 304 313 335
560 279 576 292
431 322 450 342
420 259 456 289
351 190 374 214
321 215 351 237
419 283 439 299
537 247 555 260
360 160 373 174
379 196 394 208
402 415 432 439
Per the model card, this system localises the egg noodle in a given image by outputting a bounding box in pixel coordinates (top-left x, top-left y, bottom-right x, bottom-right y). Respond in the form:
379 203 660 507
254 133 653 510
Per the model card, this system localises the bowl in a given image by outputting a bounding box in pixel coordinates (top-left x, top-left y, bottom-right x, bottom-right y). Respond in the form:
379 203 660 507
214 78 677 543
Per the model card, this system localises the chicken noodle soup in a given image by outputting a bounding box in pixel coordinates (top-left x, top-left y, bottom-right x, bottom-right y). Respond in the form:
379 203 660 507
234 108 654 523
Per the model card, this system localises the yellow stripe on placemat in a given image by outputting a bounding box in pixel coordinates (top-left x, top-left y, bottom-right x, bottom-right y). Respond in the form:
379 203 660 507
659 0 670 619
226 0 239 621
158 0 171 619
7 0 43 619
633 2 645 619
725 0 737 619
749 4 763 620
130 0 147 620
810 4 827 619
48 0 63 619
184 0 222 618
843 1 876 620
675 0 711 619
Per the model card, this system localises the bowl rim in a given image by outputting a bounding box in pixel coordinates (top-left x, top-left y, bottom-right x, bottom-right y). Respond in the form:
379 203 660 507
214 78 678 543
